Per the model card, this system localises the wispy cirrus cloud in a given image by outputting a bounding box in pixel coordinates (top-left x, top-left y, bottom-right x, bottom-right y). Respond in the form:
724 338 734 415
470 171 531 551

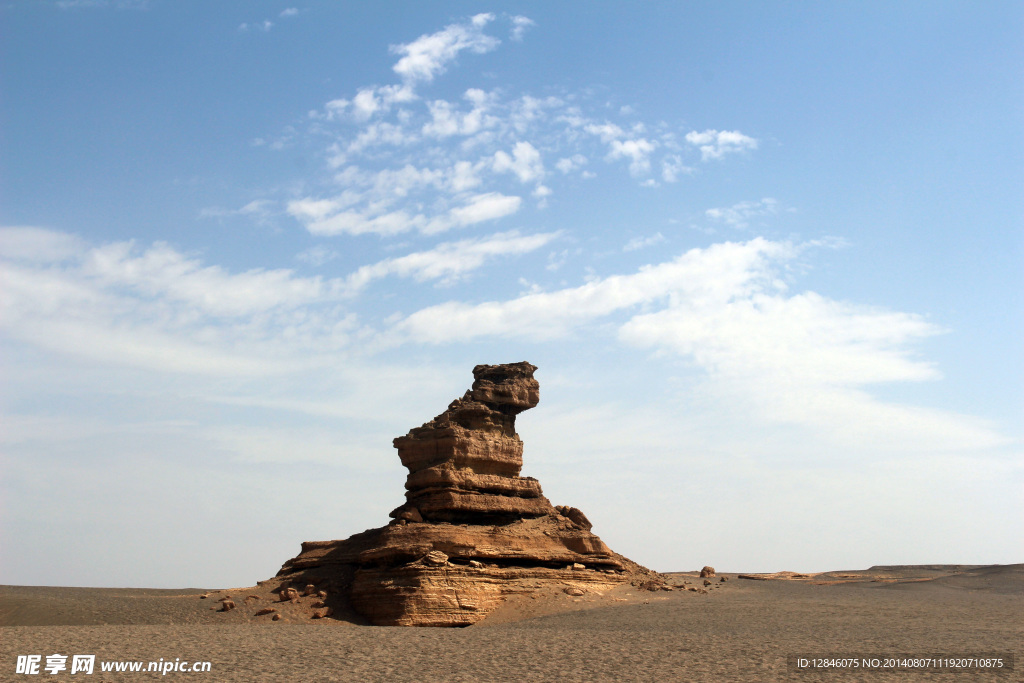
623 232 665 252
344 230 559 292
238 20 273 33
275 15 759 238
0 226 556 374
706 198 779 229
199 200 275 224
509 15 536 42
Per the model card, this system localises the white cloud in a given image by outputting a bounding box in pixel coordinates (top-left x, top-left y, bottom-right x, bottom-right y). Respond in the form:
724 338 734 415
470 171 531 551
430 192 522 233
295 245 338 267
509 15 535 42
509 95 562 133
287 196 351 223
80 240 331 317
661 155 692 182
391 239 795 342
0 225 558 376
0 227 361 377
0 226 86 262
379 238 999 451
344 230 559 292
607 138 657 176
279 7 298 18
288 156 525 237
555 154 588 174
685 129 758 160
303 208 426 236
705 198 779 229
292 19 768 244
623 232 665 252
492 141 545 183
584 122 626 142
390 13 500 84
199 199 274 223
422 89 499 137
238 20 273 32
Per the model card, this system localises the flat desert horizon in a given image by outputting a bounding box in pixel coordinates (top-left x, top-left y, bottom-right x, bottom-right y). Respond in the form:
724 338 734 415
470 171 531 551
3 563 1019 681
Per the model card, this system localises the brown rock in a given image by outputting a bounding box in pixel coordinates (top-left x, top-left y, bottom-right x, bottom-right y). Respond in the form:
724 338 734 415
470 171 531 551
703 579 712 586
255 608 277 616
272 613 282 621
274 363 652 626
700 566 716 578
423 550 449 566
303 584 317 596
395 506 424 523
279 587 299 602
563 586 585 596
555 505 594 531
720 576 728 583
219 599 236 612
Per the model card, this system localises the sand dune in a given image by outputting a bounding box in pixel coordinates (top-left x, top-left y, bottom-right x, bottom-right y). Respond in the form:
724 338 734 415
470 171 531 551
1 565 1018 681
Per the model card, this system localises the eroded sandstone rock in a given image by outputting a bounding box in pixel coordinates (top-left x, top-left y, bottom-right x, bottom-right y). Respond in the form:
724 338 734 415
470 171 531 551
275 362 651 626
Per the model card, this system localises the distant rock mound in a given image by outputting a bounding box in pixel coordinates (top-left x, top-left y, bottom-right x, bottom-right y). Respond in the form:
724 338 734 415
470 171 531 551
275 362 652 626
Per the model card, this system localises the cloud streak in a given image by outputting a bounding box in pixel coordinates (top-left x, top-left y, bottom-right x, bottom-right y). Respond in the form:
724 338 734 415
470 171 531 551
706 198 779 229
0 226 556 374
390 13 500 84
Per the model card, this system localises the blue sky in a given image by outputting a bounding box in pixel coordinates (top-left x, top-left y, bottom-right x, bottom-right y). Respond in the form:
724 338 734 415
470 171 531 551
1 1 1021 587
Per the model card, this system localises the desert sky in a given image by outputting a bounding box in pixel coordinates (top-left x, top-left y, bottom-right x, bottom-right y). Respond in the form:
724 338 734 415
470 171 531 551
1 1 1020 588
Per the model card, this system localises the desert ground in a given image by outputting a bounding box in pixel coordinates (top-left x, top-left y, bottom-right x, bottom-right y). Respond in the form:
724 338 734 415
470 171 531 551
2 564 1019 682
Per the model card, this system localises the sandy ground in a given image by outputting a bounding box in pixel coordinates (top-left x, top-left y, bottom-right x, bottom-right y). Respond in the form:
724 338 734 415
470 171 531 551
1 564 1019 682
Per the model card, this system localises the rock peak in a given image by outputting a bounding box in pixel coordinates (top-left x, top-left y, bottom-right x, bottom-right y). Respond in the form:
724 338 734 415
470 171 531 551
470 361 539 414
274 362 651 626
391 362 547 524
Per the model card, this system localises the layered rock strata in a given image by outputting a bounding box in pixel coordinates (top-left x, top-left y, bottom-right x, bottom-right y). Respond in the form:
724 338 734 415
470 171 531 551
276 362 650 626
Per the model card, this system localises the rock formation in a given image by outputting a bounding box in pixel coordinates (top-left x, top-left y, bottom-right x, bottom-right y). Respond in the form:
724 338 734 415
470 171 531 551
274 362 652 626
